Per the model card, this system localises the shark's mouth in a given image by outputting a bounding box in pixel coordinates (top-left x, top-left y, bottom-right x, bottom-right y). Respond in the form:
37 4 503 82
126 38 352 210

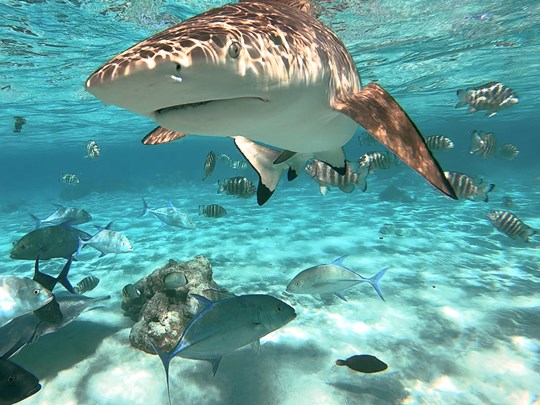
155 97 267 114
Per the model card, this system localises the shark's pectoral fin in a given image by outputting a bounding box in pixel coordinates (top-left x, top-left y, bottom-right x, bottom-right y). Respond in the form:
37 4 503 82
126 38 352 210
333 83 457 199
233 136 288 206
274 150 296 164
141 127 189 145
313 149 346 175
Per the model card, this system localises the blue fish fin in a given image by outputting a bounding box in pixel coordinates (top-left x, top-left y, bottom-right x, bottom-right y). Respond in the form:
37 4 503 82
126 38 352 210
28 213 41 229
331 255 349 267
104 221 113 230
52 203 64 209
167 200 174 208
76 237 85 256
335 291 348 301
98 251 108 258
150 340 174 405
250 339 261 355
33 256 57 291
209 356 223 376
368 268 389 301
57 256 76 294
139 198 149 217
190 294 213 307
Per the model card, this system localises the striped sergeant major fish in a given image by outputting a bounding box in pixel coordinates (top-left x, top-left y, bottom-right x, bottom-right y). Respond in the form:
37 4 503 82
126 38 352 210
487 211 537 242
358 151 398 172
85 140 101 159
455 81 518 117
217 176 256 198
219 154 248 170
469 130 496 158
444 171 495 202
497 144 519 160
305 159 368 195
203 151 216 181
199 204 227 218
59 173 80 185
425 135 454 152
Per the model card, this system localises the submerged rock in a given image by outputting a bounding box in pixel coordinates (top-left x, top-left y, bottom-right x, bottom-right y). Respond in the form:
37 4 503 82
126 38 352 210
121 256 227 354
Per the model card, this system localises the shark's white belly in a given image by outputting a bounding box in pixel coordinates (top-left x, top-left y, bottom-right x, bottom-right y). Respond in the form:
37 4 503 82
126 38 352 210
151 86 358 153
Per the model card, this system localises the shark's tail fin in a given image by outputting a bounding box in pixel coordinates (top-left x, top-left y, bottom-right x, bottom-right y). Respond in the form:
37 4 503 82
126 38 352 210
367 267 389 301
150 340 175 405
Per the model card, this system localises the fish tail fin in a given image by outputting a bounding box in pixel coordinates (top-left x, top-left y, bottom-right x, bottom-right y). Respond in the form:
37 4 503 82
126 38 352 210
521 227 537 243
233 136 289 206
478 183 495 202
76 237 85 256
33 256 57 289
455 89 468 108
217 180 225 194
139 198 149 217
29 213 41 229
368 267 389 301
150 340 174 405
469 131 483 154
57 256 76 294
355 165 369 192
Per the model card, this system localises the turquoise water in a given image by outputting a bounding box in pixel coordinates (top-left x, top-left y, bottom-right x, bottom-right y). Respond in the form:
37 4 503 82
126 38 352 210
1 1 539 404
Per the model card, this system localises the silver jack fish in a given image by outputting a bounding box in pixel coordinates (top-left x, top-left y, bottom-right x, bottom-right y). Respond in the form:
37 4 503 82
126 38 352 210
305 159 368 195
140 198 196 229
85 140 101 159
0 275 53 327
28 204 92 229
358 151 398 172
425 135 454 152
487 211 537 242
203 151 216 181
497 143 519 160
0 358 41 404
85 0 456 205
152 293 296 404
59 173 80 185
217 176 256 198
444 171 495 202
286 256 388 301
199 204 227 218
76 222 133 257
469 130 496 158
456 81 518 117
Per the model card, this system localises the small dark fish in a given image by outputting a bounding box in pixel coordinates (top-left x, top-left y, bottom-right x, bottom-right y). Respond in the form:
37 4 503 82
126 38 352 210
358 151 398 172
13 116 26 133
487 211 537 242
199 204 227 218
469 130 496 158
217 176 256 198
305 160 368 195
85 140 101 159
456 81 518 117
425 135 454 152
121 284 141 299
10 225 91 260
203 151 216 181
0 358 41 405
74 275 100 295
497 144 519 160
444 171 494 202
59 173 80 185
335 354 388 373
502 196 513 209
163 272 187 289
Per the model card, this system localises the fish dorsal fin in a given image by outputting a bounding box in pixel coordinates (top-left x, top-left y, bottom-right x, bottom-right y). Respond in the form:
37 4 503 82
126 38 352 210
241 0 315 15
209 356 223 376
190 293 213 307
52 203 65 209
104 221 113 230
167 200 174 208
331 255 348 266
142 127 189 145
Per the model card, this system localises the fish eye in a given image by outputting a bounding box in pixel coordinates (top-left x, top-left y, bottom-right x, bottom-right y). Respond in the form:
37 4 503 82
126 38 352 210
8 376 16 383
228 41 241 58
295 281 300 286
33 289 40 295
277 306 282 312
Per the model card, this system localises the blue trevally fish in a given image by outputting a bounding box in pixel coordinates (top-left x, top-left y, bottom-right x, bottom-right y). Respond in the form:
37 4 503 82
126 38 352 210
139 198 196 229
28 204 92 229
286 256 388 301
153 293 296 404
0 276 53 328
76 222 132 257
0 358 41 405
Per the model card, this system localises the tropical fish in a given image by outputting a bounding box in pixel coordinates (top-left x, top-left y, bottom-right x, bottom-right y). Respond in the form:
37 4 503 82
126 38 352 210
219 154 248 170
425 135 454 152
199 204 227 218
0 358 41 405
358 151 398 172
455 81 518 117
28 204 92 228
444 171 495 202
85 0 456 206
140 198 196 229
286 256 388 301
217 176 256 198
335 354 388 373
487 211 537 242
10 225 91 260
85 140 101 159
121 284 141 299
497 143 519 160
203 151 216 180
59 173 80 185
76 222 132 257
152 293 296 404
305 159 368 195
357 132 378 147
0 276 53 327
162 272 187 289
502 196 513 209
74 275 100 295
0 292 110 359
13 116 26 133
469 130 496 158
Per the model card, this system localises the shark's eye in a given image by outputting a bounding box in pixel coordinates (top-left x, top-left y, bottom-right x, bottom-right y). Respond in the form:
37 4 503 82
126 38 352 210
228 41 241 58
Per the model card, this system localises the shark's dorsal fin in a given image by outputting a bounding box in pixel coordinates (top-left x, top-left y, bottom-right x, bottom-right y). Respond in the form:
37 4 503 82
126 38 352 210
240 0 315 15
142 127 189 145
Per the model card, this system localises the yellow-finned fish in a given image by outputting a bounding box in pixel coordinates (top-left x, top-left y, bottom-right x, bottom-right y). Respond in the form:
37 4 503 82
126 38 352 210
199 204 227 218
487 211 537 242
305 160 368 195
217 177 256 198
358 151 398 172
456 82 518 117
444 171 494 202
425 135 454 152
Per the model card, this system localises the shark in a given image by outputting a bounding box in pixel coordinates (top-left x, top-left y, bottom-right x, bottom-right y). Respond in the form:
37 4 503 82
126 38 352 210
85 0 457 205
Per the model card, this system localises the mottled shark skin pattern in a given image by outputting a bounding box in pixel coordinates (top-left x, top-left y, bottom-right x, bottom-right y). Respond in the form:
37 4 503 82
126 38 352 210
86 0 456 205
